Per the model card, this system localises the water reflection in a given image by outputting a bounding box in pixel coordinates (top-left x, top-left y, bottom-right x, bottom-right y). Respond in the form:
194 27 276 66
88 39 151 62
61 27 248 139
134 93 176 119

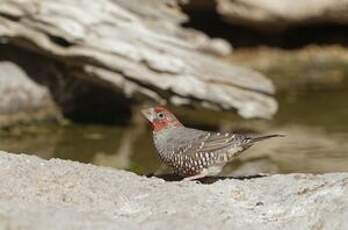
0 89 347 175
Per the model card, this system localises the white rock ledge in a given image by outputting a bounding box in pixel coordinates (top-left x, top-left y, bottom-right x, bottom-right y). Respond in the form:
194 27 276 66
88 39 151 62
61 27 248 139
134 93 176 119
0 151 347 230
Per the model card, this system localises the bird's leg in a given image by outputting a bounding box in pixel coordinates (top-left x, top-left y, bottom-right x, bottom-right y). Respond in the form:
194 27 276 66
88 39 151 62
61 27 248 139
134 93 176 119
182 169 208 181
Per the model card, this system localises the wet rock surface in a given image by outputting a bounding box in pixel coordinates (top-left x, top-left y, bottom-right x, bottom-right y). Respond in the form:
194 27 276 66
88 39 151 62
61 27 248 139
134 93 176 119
227 46 348 91
217 0 348 30
0 151 347 230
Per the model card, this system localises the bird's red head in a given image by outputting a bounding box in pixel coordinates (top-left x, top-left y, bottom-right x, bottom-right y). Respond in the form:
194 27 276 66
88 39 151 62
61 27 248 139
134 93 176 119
141 106 183 132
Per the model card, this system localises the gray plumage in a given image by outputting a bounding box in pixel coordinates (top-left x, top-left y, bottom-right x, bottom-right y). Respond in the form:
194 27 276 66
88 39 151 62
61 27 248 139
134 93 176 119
142 106 283 180
153 126 281 177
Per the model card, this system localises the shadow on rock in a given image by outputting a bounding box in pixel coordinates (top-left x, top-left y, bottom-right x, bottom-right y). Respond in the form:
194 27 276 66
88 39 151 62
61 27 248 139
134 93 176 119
146 173 266 184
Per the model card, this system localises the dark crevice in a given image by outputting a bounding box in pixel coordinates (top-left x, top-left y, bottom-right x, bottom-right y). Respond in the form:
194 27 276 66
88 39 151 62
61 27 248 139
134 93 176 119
181 6 348 49
63 82 133 125
47 35 73 48
0 13 21 21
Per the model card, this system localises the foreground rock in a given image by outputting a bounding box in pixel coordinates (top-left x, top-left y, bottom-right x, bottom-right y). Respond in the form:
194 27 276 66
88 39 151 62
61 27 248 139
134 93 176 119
0 0 277 119
0 151 347 229
0 62 60 127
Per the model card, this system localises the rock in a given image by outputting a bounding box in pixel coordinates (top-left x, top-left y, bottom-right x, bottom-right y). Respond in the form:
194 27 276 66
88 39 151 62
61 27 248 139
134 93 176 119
0 0 277 119
225 158 280 177
217 0 348 30
0 62 60 127
0 151 347 229
227 46 348 91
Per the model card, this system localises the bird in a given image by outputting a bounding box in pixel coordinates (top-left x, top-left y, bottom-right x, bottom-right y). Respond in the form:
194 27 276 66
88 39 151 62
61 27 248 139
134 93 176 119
142 106 284 181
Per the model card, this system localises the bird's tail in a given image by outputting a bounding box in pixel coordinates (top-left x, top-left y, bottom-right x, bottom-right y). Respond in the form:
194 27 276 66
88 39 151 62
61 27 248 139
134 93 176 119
250 134 285 143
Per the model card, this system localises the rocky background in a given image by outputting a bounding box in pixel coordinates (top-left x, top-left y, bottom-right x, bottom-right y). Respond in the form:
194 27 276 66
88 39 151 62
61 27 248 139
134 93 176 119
0 0 278 126
1 0 348 126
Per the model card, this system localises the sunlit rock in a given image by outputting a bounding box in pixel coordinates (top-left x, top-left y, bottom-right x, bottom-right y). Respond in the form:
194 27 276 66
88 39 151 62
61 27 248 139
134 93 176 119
0 151 347 230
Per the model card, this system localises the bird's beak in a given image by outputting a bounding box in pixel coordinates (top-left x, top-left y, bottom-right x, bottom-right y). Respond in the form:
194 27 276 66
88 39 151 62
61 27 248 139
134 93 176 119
141 108 155 123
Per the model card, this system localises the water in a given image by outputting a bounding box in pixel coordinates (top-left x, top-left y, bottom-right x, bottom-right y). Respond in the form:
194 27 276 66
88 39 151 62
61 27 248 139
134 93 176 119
0 88 347 176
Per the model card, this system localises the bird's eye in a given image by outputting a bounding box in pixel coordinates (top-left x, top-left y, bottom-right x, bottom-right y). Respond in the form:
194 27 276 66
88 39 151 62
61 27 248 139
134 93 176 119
157 112 165 119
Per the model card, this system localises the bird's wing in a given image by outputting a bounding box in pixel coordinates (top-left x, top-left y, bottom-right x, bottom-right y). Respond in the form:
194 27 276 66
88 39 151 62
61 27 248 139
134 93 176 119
193 132 252 152
175 128 253 160
168 127 283 165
